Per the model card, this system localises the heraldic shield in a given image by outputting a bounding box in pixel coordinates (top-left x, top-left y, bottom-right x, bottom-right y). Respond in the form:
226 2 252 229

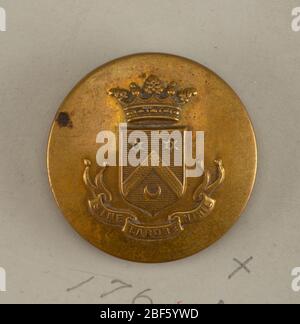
120 125 187 216
83 75 225 242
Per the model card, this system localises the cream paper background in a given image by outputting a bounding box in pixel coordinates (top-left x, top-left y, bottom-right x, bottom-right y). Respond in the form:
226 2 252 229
0 0 299 304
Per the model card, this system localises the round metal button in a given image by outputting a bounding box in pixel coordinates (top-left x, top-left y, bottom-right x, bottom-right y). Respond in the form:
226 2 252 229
47 53 257 263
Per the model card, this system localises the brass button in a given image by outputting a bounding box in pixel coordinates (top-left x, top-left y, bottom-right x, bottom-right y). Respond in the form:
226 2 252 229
47 53 257 263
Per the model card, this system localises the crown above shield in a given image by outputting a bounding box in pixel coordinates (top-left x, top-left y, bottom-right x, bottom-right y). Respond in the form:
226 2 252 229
108 75 197 123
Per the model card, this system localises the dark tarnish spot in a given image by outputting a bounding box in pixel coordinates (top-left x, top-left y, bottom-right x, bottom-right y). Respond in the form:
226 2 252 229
56 112 73 128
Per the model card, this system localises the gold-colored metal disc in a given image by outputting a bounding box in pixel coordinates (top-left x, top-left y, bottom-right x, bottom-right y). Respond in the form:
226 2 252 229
47 53 257 263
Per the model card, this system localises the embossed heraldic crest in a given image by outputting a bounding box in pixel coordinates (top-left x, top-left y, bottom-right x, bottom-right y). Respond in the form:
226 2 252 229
48 54 257 262
83 75 225 241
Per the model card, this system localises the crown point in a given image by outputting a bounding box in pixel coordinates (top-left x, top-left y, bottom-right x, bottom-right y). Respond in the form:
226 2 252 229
108 87 131 104
166 82 177 96
129 82 141 97
143 75 164 95
177 88 198 103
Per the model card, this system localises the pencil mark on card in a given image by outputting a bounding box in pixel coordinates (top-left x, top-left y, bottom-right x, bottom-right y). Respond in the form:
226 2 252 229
132 289 153 304
100 279 132 298
228 257 253 280
66 276 95 292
